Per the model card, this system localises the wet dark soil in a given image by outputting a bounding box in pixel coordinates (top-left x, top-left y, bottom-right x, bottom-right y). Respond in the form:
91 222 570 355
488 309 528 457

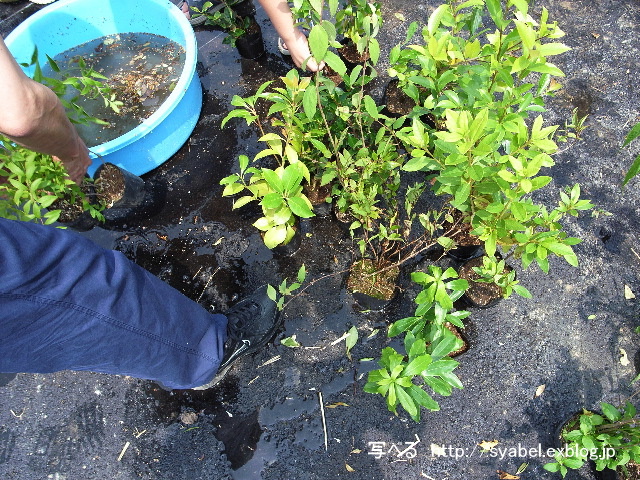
3 0 640 479
95 163 126 207
383 78 414 117
620 462 640 480
339 39 369 65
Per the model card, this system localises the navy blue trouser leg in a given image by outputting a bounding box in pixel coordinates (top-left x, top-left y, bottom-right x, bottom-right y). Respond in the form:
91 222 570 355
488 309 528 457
0 218 227 389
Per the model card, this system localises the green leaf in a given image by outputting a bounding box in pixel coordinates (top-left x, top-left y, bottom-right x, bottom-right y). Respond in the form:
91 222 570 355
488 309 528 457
281 335 301 348
267 284 277 302
369 38 380 65
600 402 622 422
308 24 329 61
486 0 506 29
514 20 536 50
302 83 317 119
233 195 254 209
408 384 440 411
403 157 432 172
363 95 378 120
396 385 417 419
430 334 459 360
261 169 284 193
288 196 315 218
297 264 306 283
403 354 433 377
427 4 449 35
623 121 640 147
262 192 284 210
263 225 288 248
623 154 640 187
323 50 347 77
538 42 572 56
423 359 458 376
281 164 303 193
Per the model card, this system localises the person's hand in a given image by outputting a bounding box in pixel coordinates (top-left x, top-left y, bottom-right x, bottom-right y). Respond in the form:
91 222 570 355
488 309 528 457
284 29 325 72
54 134 92 184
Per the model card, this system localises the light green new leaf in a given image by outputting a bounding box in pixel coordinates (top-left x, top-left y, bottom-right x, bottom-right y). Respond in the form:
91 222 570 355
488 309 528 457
267 284 277 302
486 0 506 29
281 335 301 348
537 42 571 57
514 20 536 50
263 225 288 249
369 38 380 65
346 326 358 358
297 264 306 283
427 4 450 35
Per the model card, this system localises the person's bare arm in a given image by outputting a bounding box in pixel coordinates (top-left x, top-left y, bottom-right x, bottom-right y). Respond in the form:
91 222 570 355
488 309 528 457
0 36 91 183
256 0 323 72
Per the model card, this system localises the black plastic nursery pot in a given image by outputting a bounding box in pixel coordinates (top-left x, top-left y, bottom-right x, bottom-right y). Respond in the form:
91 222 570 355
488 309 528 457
229 0 255 18
95 163 146 210
333 205 358 232
235 18 265 60
381 78 414 119
456 255 509 309
447 243 484 262
338 38 371 73
93 163 166 226
346 258 399 312
303 181 333 217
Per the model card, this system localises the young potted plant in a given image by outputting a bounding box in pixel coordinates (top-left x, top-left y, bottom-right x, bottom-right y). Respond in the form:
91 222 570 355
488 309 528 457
396 0 594 277
0 140 103 229
457 254 531 308
545 401 640 479
192 1 265 59
364 266 470 421
334 0 382 71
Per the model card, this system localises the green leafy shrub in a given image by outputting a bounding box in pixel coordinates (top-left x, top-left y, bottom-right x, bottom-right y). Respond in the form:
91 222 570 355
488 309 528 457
544 402 640 477
365 266 469 421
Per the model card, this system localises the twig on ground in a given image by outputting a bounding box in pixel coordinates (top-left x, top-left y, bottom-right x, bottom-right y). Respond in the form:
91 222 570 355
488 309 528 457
319 391 328 451
117 441 130 462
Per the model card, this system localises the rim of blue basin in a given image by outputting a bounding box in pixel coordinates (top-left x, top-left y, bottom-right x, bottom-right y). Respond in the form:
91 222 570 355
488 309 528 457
4 0 201 176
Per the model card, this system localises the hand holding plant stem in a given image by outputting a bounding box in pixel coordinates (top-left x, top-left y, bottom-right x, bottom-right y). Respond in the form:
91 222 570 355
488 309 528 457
1 44 121 223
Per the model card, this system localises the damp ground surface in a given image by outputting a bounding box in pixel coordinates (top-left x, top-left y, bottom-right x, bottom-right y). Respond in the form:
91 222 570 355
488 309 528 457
2 1 640 479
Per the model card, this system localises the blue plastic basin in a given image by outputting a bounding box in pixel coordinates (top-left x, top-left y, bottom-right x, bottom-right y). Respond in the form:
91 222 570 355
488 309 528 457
4 0 202 176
